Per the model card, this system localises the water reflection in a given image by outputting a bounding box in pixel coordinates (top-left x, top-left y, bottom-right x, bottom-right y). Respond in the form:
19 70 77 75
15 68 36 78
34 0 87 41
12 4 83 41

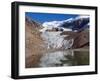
39 50 89 67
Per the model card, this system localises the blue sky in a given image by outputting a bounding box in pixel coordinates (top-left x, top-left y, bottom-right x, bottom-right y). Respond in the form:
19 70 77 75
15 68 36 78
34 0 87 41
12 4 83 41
25 12 79 24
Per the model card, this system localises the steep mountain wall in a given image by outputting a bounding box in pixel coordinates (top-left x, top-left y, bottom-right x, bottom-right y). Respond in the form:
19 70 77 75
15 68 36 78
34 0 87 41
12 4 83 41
25 17 45 68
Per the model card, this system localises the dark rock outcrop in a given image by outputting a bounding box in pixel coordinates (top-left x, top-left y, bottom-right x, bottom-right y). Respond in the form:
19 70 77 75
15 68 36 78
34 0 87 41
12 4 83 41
60 17 89 31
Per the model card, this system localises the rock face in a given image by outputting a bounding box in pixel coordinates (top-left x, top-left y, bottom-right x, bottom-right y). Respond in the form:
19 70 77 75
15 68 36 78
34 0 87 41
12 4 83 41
72 30 89 48
61 30 89 48
25 17 45 68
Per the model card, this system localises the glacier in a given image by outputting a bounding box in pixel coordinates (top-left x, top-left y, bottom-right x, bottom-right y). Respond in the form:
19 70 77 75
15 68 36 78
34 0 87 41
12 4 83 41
41 31 73 49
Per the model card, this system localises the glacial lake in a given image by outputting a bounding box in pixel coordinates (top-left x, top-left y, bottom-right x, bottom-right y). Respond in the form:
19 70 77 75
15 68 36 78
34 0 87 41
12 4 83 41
39 50 89 67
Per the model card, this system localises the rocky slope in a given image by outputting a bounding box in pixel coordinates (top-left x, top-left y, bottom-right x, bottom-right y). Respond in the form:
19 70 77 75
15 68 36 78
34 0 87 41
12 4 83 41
25 17 46 68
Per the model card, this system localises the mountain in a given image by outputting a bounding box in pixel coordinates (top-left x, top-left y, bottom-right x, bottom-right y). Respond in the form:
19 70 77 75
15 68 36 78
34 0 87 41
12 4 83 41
26 16 42 28
39 15 89 50
41 18 73 32
60 16 89 31
41 15 89 32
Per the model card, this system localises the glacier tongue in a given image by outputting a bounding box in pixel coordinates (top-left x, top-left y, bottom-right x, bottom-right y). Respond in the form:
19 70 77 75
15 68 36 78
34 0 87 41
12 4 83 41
41 31 73 49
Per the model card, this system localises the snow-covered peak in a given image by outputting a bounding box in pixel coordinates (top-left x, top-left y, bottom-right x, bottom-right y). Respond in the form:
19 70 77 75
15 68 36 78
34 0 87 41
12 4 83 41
41 18 73 32
42 18 74 28
63 18 74 22
75 15 89 20
40 15 89 32
42 21 63 28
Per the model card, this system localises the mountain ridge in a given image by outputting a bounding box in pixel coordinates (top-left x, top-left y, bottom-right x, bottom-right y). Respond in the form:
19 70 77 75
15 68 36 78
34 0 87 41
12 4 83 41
41 15 89 32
